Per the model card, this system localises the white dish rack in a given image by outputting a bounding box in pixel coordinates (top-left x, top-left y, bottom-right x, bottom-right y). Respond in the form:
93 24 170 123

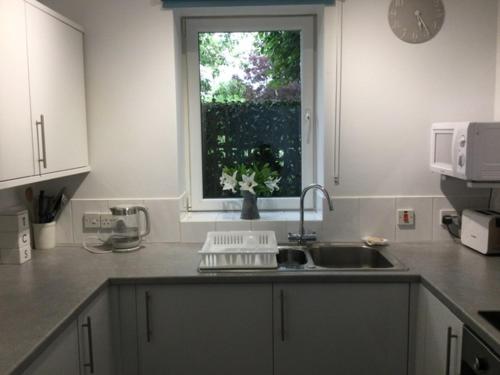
199 231 278 270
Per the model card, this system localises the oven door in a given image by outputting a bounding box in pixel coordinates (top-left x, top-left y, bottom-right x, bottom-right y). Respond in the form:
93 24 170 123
461 327 500 374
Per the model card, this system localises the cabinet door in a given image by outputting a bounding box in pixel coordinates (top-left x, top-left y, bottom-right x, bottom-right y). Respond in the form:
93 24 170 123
79 288 115 375
419 286 463 375
274 283 409 375
25 2 88 175
22 320 80 375
0 0 35 182
137 284 273 375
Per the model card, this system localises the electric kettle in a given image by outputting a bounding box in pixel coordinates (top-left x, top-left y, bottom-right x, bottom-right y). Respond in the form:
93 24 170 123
109 205 150 250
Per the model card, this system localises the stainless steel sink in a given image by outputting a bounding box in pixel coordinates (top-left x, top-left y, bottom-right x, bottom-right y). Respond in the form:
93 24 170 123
276 248 308 269
276 243 407 271
308 244 393 269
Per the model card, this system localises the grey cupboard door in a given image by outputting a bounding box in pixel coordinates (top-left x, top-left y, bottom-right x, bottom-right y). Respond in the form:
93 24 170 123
22 320 80 375
274 283 409 375
419 286 463 375
78 288 115 375
136 284 273 375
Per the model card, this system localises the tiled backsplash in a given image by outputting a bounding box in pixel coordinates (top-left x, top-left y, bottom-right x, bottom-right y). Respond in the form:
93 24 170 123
57 195 490 245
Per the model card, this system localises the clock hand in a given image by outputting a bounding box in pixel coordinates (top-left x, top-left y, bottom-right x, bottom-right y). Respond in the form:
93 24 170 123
414 10 423 31
414 10 430 36
418 15 430 36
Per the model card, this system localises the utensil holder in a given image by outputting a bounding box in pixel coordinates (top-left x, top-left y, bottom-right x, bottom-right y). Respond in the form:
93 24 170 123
33 222 56 250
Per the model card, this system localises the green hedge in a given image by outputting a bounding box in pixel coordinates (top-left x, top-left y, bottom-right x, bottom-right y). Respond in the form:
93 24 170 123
201 101 302 198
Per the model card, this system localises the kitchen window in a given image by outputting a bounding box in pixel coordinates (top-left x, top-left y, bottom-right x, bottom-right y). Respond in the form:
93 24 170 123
185 16 315 211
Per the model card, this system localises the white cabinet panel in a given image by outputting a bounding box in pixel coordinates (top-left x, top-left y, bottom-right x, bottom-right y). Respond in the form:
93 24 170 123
0 0 35 182
25 2 88 175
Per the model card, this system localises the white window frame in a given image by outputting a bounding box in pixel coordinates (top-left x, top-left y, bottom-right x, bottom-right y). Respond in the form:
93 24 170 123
185 16 315 211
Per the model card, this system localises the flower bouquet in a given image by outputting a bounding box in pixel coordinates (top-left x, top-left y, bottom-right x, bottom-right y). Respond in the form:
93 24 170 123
220 163 281 219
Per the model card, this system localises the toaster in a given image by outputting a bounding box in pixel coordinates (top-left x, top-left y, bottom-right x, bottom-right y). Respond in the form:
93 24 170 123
461 209 500 254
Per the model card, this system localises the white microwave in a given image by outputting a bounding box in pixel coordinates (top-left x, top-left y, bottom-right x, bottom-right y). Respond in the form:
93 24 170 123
430 122 500 181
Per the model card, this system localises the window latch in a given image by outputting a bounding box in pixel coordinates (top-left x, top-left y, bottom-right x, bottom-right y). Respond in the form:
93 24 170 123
305 109 312 144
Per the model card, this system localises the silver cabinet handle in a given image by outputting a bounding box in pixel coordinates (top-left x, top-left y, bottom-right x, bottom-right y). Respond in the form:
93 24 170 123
36 115 47 169
445 327 458 375
280 290 285 342
145 291 152 343
82 316 95 374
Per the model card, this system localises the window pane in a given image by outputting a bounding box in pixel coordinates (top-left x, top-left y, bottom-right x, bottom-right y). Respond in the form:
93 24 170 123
198 31 302 199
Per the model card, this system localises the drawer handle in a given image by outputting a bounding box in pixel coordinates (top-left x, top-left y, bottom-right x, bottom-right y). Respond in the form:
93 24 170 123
82 316 95 374
445 326 458 375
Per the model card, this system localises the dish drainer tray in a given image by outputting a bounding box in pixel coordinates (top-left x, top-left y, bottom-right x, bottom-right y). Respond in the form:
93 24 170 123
199 231 278 270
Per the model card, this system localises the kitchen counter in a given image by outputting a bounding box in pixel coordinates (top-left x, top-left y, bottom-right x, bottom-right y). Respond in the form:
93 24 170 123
1 241 500 374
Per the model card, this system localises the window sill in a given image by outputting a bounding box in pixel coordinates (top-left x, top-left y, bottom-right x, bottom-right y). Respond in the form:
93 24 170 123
180 210 322 223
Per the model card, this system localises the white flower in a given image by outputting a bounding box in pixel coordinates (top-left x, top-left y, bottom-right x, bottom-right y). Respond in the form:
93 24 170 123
239 172 258 195
220 171 238 193
265 177 281 192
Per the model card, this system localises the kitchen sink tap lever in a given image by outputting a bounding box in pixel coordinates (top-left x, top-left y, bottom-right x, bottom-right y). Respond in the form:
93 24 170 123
288 184 334 245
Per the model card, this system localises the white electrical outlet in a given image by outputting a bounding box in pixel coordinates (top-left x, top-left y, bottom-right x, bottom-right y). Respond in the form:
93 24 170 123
439 209 457 226
100 214 114 229
83 213 100 229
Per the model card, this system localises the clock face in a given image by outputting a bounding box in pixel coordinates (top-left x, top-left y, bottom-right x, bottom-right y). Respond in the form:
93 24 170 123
388 0 445 44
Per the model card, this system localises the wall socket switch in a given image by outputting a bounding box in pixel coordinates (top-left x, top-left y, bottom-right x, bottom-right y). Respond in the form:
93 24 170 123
439 209 457 226
83 214 100 229
397 209 415 226
100 214 114 229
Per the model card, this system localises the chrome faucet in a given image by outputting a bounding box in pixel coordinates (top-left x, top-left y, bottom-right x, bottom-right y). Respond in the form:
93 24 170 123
288 184 334 245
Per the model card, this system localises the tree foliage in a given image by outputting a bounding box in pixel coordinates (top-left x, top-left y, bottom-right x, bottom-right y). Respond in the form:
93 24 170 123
212 77 247 103
198 33 236 78
256 31 301 88
198 31 301 103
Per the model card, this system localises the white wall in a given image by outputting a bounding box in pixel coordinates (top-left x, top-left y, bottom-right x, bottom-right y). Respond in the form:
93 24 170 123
495 0 500 120
0 189 21 210
327 0 498 197
36 0 499 245
41 0 181 199
40 0 498 202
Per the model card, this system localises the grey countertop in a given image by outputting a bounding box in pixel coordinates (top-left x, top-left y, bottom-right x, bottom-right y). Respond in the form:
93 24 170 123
1 241 500 374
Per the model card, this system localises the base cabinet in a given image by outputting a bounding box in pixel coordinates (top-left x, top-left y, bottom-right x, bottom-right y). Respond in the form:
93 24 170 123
136 284 274 375
22 321 80 375
22 288 114 375
78 288 115 375
274 283 410 375
415 286 463 375
132 283 409 375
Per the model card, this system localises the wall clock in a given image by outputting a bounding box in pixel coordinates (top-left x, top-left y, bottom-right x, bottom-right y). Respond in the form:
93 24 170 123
388 0 445 44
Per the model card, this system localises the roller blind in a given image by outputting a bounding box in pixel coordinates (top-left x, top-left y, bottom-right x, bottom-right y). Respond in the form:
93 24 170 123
163 0 334 8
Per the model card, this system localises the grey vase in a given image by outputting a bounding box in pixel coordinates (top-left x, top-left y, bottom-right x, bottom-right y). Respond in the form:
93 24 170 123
241 191 260 220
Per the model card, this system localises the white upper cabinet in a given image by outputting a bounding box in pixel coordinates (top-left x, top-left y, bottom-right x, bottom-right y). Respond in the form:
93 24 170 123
25 1 89 175
0 0 36 182
0 0 89 190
